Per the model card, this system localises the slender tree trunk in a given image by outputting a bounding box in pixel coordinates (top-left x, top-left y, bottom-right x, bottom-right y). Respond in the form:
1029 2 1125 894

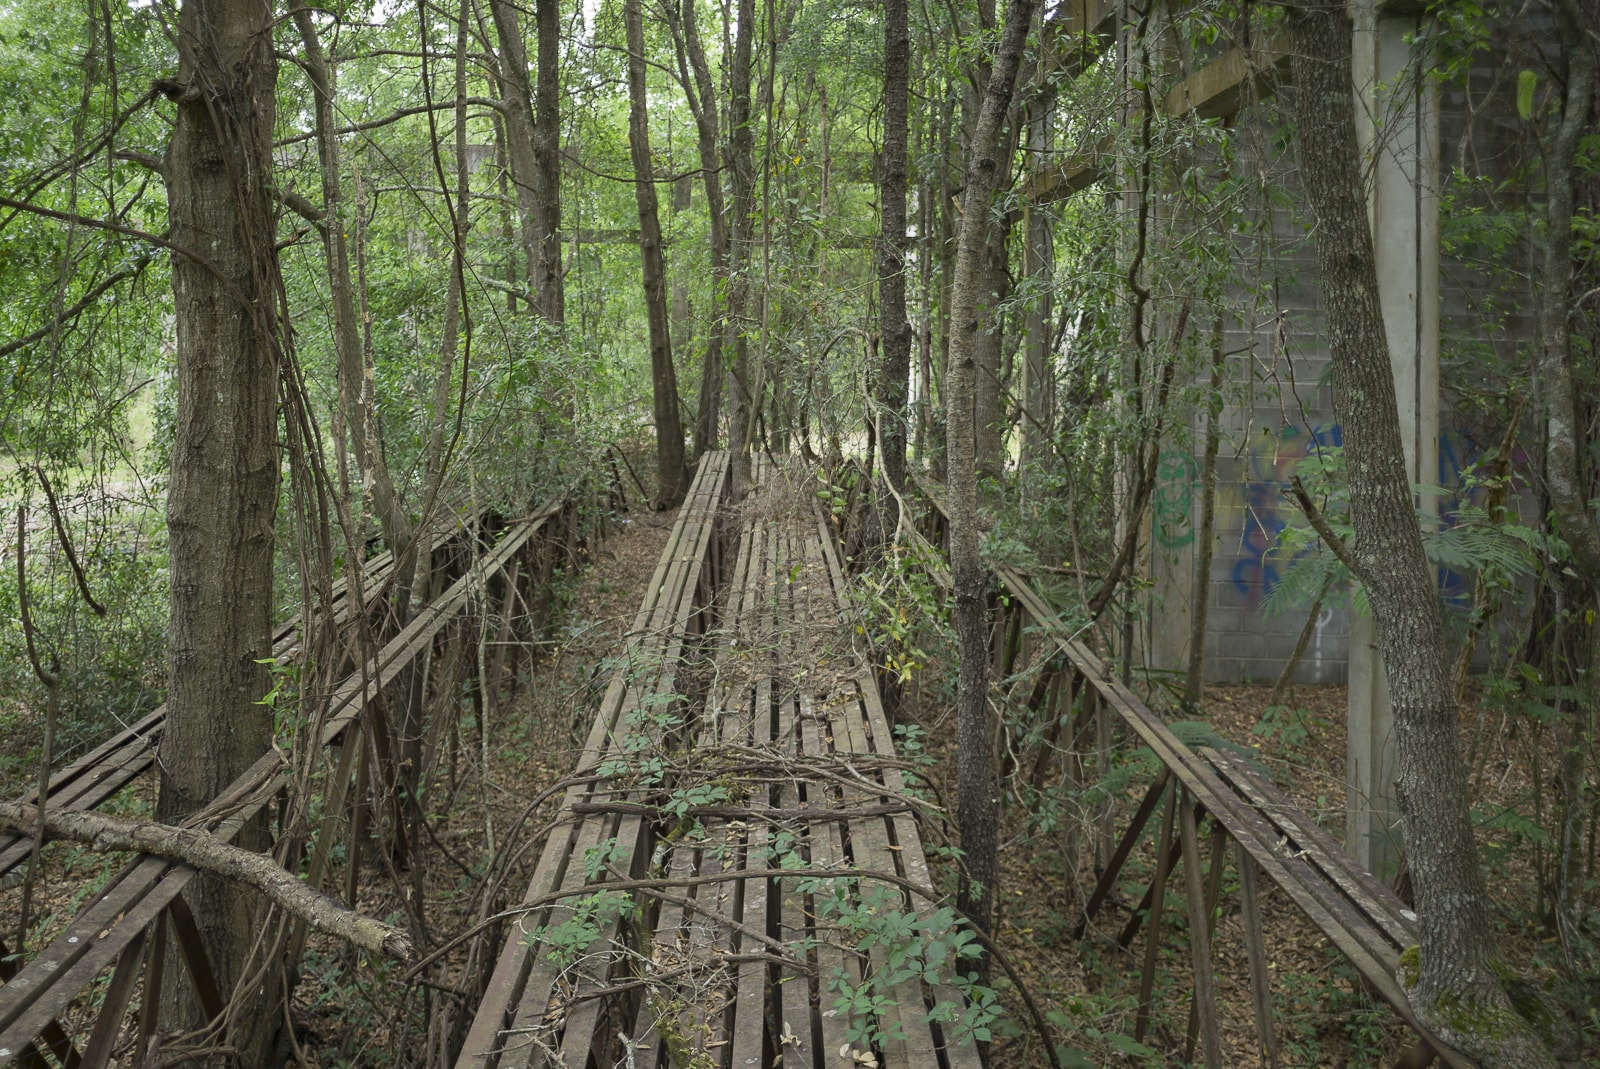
533 0 564 323
159 0 282 1055
1538 0 1599 970
725 0 757 495
946 0 1036 969
973 215 1011 480
487 0 544 307
625 0 688 507
670 0 729 457
291 3 414 566
875 0 911 534
1182 313 1225 712
1287 6 1555 1064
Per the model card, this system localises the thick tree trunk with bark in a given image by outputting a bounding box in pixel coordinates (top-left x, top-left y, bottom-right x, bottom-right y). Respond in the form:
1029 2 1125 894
488 0 563 323
945 0 1036 965
874 0 911 532
625 0 688 507
1287 6 1556 1065
160 0 282 1054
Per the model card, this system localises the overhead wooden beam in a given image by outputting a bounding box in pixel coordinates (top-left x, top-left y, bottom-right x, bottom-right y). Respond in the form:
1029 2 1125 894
1162 32 1292 120
1023 31 1292 205
1045 0 1120 78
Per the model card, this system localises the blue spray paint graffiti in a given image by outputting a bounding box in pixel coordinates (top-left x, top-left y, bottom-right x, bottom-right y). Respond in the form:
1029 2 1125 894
1218 424 1517 608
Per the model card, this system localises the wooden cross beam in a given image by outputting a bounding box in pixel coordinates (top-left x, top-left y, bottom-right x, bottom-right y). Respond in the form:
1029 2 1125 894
1023 32 1292 205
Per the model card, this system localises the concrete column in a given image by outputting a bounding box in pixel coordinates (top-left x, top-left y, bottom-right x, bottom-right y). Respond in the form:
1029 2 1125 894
1347 3 1440 879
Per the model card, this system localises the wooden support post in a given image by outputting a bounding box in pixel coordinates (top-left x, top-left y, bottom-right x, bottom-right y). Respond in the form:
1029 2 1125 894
166 894 226 1023
138 914 167 1060
1075 768 1170 938
1118 833 1184 949
1028 662 1067 792
79 929 147 1069
999 602 1024 679
1235 841 1279 1069
287 721 365 964
1134 786 1176 1042
1095 688 1115 867
488 558 521 716
1185 820 1229 1062
1179 790 1222 1069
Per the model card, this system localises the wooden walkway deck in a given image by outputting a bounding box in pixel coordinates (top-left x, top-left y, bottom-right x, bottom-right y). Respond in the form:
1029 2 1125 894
458 456 983 1069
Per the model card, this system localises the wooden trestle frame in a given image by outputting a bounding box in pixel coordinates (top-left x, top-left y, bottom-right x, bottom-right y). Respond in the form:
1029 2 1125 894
912 480 1476 1069
0 489 602 1069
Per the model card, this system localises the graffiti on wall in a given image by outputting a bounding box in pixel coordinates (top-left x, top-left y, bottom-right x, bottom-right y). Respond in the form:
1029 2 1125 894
1152 422 1522 609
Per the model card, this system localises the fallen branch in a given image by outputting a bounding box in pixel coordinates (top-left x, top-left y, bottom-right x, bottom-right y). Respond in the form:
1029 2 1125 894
0 801 414 963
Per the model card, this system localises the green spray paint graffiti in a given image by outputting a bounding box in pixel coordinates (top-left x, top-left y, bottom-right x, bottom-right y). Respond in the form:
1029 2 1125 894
1152 450 1198 548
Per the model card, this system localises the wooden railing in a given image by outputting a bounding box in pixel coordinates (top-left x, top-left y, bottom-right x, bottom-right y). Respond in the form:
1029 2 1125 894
911 475 1475 1069
0 491 599 1069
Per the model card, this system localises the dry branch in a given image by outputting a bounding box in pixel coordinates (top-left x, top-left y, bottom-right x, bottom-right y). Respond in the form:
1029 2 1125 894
0 802 414 963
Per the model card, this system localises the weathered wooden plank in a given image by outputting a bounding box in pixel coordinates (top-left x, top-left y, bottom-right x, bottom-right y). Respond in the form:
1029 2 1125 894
1205 748 1414 948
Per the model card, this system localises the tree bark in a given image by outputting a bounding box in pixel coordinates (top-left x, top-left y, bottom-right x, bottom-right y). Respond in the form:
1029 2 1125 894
668 0 729 458
945 0 1037 967
625 0 688 507
1182 313 1225 712
0 803 414 963
875 0 912 534
290 4 415 571
487 0 545 308
1287 6 1555 1064
487 0 562 323
1537 0 1599 968
160 0 282 1052
532 0 564 323
725 0 757 496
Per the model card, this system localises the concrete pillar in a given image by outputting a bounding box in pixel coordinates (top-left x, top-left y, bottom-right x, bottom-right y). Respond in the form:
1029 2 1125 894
1347 3 1440 879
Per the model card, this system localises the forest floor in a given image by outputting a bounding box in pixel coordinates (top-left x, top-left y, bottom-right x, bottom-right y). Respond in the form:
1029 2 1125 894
1 497 1574 1068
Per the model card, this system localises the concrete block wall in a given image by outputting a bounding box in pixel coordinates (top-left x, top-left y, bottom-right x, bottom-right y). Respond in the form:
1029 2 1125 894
1142 65 1535 687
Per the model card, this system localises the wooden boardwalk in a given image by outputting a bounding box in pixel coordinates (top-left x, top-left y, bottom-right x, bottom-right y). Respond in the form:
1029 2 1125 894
459 456 983 1069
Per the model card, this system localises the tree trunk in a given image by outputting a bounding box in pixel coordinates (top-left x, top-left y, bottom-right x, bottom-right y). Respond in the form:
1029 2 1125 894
1537 0 1599 969
669 0 729 458
725 0 757 496
487 0 544 307
290 3 414 568
1287 7 1555 1065
973 218 1010 480
533 0 564 323
945 0 1036 969
625 0 688 507
1182 313 1225 713
874 0 911 534
159 0 282 1054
